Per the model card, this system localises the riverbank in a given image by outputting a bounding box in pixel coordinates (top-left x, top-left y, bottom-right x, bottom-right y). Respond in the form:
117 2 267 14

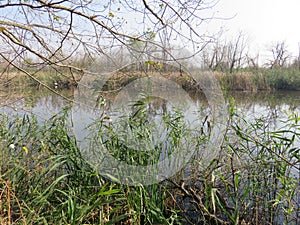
2 67 300 92
216 68 300 91
0 71 80 90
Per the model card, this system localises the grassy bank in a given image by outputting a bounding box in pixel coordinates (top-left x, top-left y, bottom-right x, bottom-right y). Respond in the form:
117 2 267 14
2 66 300 93
0 102 299 224
216 68 300 91
0 70 80 90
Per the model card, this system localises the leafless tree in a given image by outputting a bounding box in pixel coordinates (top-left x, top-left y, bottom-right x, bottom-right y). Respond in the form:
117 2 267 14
202 32 248 72
202 41 227 71
227 31 247 73
245 53 259 70
0 0 219 90
268 41 291 69
293 43 300 70
298 43 300 70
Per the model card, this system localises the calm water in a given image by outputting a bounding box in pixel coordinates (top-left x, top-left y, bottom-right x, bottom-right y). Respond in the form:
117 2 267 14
1 88 300 165
0 85 300 221
1 88 300 124
1 87 299 223
1 88 300 166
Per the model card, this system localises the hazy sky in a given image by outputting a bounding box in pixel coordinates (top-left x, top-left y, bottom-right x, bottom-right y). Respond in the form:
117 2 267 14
211 0 300 58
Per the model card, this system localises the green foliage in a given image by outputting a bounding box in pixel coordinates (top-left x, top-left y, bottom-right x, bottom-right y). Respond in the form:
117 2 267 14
217 107 300 224
0 108 182 224
0 101 299 224
218 68 300 91
264 68 300 90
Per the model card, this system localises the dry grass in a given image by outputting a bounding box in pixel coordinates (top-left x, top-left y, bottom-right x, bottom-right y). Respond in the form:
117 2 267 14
2 66 300 92
214 71 270 91
0 70 81 90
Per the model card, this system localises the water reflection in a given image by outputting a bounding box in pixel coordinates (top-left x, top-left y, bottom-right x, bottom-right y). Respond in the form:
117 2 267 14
1 87 300 166
0 88 74 120
1 87 298 222
1 87 300 123
224 91 300 128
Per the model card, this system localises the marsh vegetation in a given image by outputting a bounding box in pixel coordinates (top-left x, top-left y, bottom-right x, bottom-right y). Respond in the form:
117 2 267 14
1 1 300 224
0 85 299 225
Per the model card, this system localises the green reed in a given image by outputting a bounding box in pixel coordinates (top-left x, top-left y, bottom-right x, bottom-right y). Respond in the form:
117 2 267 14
0 106 183 224
201 103 300 224
0 101 299 224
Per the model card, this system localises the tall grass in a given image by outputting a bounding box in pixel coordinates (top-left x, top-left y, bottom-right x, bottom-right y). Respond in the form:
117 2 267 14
0 108 182 224
263 68 300 90
216 68 300 91
219 105 299 224
0 101 299 224
0 69 80 90
2 67 300 92
164 102 299 225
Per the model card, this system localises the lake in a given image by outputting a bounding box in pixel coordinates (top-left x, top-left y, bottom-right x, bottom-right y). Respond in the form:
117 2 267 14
1 88 300 128
1 87 299 176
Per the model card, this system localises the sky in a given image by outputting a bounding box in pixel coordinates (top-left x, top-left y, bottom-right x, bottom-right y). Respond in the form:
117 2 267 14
210 0 300 60
1 0 299 65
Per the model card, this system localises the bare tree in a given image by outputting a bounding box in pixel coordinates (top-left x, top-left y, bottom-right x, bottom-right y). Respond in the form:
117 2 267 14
159 27 172 72
245 52 259 70
294 43 300 70
0 0 219 90
227 31 247 73
297 42 300 70
202 41 227 71
202 32 248 72
268 41 291 69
